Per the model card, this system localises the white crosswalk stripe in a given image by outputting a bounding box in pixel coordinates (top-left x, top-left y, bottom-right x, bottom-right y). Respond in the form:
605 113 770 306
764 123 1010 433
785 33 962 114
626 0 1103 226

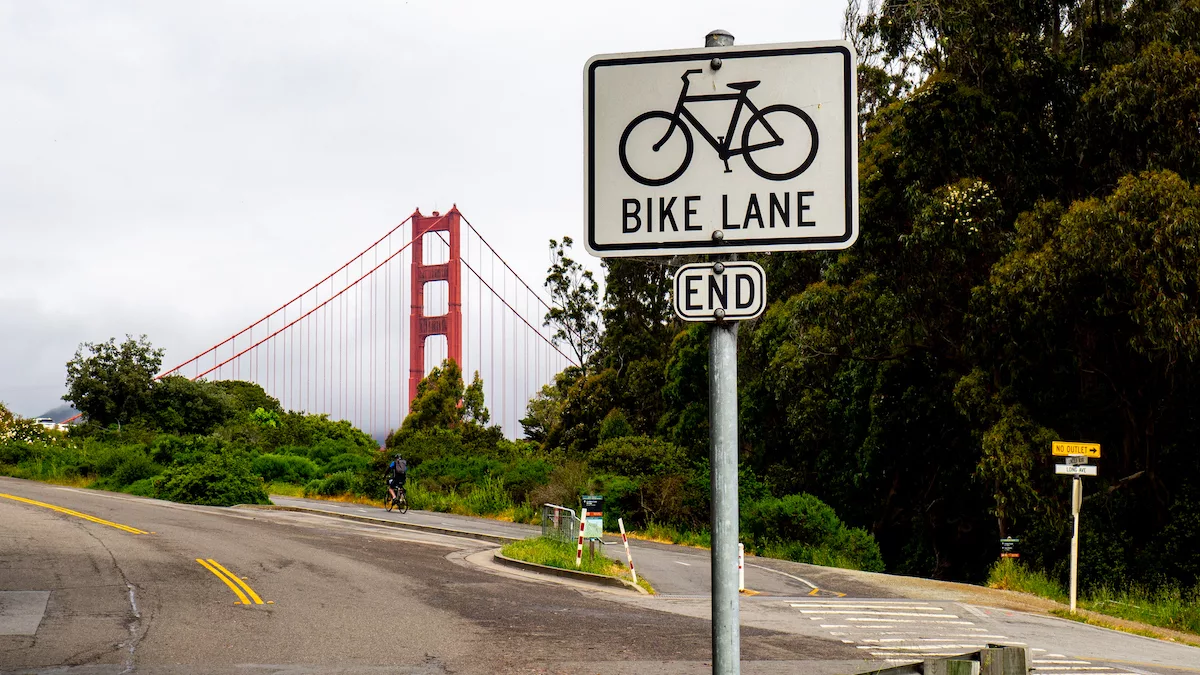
786 598 1130 675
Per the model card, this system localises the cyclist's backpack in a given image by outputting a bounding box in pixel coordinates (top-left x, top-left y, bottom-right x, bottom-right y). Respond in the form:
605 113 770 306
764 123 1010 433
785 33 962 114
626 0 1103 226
396 459 407 474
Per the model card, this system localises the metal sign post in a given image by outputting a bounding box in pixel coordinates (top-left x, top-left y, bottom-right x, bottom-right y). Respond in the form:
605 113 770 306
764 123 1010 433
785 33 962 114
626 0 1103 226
1053 440 1099 614
703 31 741 675
584 30 858 675
1070 476 1082 612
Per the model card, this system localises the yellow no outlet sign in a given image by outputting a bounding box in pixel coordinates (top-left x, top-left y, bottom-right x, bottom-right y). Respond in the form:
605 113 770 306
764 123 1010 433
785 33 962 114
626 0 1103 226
1052 441 1101 458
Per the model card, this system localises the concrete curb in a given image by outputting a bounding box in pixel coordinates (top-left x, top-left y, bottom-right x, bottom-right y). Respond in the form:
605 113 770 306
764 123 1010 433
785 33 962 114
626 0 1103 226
492 551 648 595
233 504 521 545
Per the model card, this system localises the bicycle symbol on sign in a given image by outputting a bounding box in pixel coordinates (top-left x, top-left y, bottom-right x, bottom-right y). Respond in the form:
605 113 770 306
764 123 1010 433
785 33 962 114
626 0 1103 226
619 69 819 187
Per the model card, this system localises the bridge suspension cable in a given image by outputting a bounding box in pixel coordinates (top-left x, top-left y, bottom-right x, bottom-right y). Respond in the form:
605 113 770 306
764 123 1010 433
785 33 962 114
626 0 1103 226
156 207 574 441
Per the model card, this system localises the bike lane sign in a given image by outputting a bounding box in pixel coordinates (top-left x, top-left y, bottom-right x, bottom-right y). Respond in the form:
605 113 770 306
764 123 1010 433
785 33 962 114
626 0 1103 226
584 41 857 257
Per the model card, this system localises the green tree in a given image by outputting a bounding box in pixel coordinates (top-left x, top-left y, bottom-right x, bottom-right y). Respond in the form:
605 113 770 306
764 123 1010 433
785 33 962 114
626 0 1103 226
463 370 490 426
213 381 282 416
64 335 163 428
148 376 235 436
543 237 600 374
400 359 465 432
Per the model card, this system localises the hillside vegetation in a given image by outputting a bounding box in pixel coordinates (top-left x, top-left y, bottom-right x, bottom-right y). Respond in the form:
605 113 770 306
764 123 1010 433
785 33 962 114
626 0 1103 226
524 0 1200 597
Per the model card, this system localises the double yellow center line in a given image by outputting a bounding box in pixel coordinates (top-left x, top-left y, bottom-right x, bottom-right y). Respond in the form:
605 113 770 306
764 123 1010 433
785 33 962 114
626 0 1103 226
196 558 271 606
0 493 150 534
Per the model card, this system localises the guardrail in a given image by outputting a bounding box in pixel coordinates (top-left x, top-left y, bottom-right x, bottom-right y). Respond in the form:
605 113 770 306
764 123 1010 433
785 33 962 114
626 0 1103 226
541 504 579 544
859 645 1027 675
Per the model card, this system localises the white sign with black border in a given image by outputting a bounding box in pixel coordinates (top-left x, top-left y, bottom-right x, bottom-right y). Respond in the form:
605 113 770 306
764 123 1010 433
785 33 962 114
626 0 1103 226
584 40 857 258
673 261 766 322
1056 464 1098 476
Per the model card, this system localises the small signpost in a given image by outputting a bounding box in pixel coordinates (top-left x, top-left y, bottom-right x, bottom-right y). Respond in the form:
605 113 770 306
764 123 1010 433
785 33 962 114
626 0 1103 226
999 537 1020 559
581 495 604 539
1053 440 1100 613
585 30 858 675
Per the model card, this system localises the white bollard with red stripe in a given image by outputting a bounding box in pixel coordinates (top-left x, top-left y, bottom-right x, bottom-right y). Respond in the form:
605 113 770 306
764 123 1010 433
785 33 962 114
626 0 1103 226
738 543 745 592
618 518 637 584
576 507 587 568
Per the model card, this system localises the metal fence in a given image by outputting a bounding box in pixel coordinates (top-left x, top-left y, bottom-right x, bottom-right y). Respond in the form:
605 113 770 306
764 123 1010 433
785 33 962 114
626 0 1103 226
541 504 579 543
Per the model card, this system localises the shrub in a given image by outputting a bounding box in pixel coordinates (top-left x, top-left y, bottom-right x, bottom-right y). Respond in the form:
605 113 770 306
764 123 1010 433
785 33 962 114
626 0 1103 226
384 427 467 470
323 452 370 475
307 438 362 466
155 450 269 506
106 452 160 489
148 435 225 467
411 455 503 491
500 458 553 502
0 440 36 466
462 476 513 515
528 461 589 508
252 453 320 484
124 478 158 497
589 435 688 477
742 493 884 572
742 493 843 546
306 470 360 497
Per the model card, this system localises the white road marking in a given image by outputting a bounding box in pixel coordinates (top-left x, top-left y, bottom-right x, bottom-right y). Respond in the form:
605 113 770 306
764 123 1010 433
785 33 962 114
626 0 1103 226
860 644 987 651
746 563 817 589
957 603 990 619
1033 660 1093 665
848 618 975 625
786 598 1050 666
868 648 960 653
796 610 961 618
788 602 943 610
675 561 691 566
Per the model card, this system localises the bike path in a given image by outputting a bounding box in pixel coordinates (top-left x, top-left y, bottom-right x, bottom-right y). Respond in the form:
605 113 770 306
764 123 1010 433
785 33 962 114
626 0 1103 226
266 495 839 597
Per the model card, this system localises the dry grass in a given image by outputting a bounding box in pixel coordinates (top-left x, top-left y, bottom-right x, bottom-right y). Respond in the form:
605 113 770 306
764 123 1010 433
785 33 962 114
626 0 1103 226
38 474 96 489
1049 609 1200 648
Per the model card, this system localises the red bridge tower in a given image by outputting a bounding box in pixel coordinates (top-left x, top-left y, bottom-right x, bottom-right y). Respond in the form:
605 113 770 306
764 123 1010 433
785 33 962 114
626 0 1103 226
409 208 463 404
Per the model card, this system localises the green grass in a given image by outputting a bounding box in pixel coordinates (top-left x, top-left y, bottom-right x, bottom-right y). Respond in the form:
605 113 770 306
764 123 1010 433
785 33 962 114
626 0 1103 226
1082 584 1200 636
988 559 1200 639
987 557 1068 602
630 521 711 548
266 482 305 497
501 536 653 593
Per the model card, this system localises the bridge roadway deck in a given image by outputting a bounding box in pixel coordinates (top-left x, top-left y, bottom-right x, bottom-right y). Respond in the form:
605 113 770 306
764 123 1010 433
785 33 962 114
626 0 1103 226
1 477 1198 674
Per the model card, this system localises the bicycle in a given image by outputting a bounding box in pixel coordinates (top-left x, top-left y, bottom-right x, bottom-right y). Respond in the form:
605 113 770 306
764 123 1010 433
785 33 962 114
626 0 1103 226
619 68 819 187
385 484 408 514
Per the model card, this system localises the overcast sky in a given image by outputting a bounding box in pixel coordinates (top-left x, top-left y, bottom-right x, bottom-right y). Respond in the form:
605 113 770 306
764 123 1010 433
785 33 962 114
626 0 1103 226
0 0 847 418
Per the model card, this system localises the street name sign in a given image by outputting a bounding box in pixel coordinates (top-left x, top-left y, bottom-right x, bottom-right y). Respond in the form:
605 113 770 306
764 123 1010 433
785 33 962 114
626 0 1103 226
673 261 766 322
1056 464 1098 476
1065 455 1088 466
1052 441 1101 458
584 41 858 257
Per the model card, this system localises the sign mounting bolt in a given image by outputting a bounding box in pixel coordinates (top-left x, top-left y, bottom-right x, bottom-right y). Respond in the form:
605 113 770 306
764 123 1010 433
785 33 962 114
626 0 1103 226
714 308 726 320
712 230 724 242
711 57 722 71
713 262 725 274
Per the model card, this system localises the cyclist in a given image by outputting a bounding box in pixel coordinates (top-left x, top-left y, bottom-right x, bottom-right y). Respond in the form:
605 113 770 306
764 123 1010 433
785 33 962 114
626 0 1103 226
385 454 407 504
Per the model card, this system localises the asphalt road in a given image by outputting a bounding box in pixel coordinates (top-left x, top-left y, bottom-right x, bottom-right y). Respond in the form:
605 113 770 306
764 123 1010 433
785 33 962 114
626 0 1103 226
0 478 867 674
4 480 1200 675
266 496 855 598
